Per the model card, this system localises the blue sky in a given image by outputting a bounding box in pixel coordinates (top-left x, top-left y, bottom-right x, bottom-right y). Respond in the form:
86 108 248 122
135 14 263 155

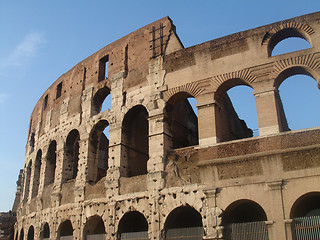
0 1 319 211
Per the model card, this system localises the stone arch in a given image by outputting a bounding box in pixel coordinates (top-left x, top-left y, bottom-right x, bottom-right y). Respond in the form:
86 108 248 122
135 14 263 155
117 211 148 239
31 149 42 198
88 120 110 183
165 91 199 149
44 140 56 187
164 205 203 239
121 105 149 177
40 222 50 239
222 199 269 240
261 21 315 56
213 78 255 142
23 161 32 202
27 225 34 240
290 192 320 218
83 215 106 239
57 220 73 238
222 199 267 225
163 82 204 103
92 86 111 116
63 129 80 183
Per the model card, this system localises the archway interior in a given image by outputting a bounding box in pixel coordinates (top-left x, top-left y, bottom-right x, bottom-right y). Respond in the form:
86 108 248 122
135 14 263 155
166 93 198 149
165 205 203 229
290 192 320 218
59 220 73 237
90 120 110 183
222 200 267 225
92 87 111 115
27 226 34 240
215 79 254 142
278 74 320 131
122 106 149 177
32 150 42 198
41 223 50 238
64 130 80 183
118 211 148 234
84 215 106 236
45 141 56 186
19 229 24 240
227 85 258 136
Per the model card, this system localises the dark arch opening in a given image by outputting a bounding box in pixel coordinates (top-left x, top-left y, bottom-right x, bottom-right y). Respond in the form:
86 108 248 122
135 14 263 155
164 205 203 240
27 226 34 240
44 140 56 187
268 28 312 56
83 215 106 238
63 129 80 183
92 86 111 115
121 105 149 177
89 120 110 183
118 211 148 238
41 222 50 239
290 192 320 218
215 79 254 142
31 149 42 198
165 205 203 229
23 161 32 202
19 229 24 240
222 199 267 225
165 92 198 149
275 67 319 131
58 220 73 237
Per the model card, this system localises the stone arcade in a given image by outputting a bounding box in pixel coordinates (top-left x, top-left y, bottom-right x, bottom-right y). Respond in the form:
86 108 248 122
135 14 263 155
15 12 320 240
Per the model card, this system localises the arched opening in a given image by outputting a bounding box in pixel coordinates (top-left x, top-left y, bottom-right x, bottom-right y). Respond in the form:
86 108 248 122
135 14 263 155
15 231 18 240
83 215 106 240
23 161 32 202
89 120 109 183
214 79 254 142
19 229 24 240
58 220 73 239
164 205 203 240
63 130 80 183
117 211 148 240
165 92 198 149
92 86 111 115
27 226 34 240
222 200 269 240
268 28 312 57
290 192 320 239
274 66 319 132
40 223 50 239
44 140 56 187
31 149 42 198
121 105 149 177
278 73 320 131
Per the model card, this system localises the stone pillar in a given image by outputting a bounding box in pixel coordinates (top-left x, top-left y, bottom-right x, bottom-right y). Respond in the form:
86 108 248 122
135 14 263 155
51 141 64 207
197 93 220 146
266 181 287 240
37 146 48 196
254 87 288 136
284 219 294 240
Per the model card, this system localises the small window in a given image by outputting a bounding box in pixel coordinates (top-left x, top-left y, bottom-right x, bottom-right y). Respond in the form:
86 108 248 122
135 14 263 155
43 94 48 110
56 82 62 99
99 55 109 82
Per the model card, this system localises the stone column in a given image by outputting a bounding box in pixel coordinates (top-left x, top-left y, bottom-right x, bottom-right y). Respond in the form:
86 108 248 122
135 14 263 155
197 93 220 146
254 87 289 136
51 141 64 207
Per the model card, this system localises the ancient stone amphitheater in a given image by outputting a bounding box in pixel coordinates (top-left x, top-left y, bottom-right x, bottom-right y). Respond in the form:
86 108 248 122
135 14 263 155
15 12 320 240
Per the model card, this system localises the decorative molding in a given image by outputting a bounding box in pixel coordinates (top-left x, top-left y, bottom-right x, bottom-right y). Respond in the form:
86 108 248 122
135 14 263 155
163 82 205 101
262 21 315 45
211 68 256 91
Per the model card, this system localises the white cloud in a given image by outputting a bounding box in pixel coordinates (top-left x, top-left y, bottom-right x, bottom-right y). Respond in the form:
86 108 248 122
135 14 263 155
8 32 46 66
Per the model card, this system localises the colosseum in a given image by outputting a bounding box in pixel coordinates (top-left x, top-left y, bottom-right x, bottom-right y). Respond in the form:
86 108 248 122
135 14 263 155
15 11 320 240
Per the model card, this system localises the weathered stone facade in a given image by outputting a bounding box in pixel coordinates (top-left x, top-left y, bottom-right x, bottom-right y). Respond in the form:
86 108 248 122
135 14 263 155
15 12 320 240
